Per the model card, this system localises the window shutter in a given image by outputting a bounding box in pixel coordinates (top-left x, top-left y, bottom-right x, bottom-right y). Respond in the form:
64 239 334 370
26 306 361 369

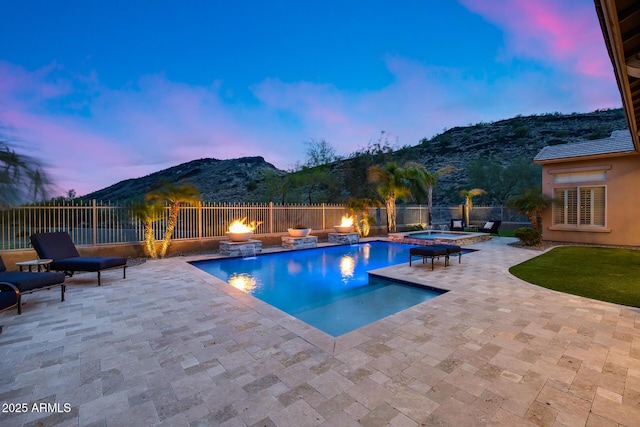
553 189 563 225
580 188 591 225
553 186 605 227
567 189 577 225
591 186 605 226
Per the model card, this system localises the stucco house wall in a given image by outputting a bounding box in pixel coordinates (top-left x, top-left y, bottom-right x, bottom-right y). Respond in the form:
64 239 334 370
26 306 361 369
535 130 640 247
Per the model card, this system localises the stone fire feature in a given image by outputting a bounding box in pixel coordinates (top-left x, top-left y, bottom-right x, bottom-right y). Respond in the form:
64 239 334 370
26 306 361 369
219 240 262 256
281 235 318 250
328 232 359 245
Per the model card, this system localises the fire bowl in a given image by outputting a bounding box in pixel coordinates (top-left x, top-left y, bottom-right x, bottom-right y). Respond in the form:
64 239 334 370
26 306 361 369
225 231 254 242
287 228 311 237
333 226 354 233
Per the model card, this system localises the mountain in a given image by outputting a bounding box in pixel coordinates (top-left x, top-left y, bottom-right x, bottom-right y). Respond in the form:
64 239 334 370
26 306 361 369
82 156 284 203
82 109 628 205
383 108 629 204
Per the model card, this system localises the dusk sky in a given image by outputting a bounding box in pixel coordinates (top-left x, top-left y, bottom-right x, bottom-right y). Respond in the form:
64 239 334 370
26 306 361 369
0 0 622 197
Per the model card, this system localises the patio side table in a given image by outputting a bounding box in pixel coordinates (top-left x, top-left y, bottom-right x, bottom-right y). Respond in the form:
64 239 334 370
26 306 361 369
16 259 53 272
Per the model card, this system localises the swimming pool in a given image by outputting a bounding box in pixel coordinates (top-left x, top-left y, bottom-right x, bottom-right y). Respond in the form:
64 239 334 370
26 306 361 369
190 241 445 336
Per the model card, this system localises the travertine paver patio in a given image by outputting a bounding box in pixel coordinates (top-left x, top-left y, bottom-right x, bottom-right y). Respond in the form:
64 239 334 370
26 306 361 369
0 237 639 426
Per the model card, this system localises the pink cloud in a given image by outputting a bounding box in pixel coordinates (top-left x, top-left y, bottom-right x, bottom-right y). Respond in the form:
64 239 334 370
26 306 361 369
0 62 75 106
459 0 613 78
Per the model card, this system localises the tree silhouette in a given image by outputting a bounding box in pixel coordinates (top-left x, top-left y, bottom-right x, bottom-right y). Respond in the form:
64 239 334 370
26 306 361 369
146 182 201 258
459 188 486 226
0 129 53 205
368 162 431 232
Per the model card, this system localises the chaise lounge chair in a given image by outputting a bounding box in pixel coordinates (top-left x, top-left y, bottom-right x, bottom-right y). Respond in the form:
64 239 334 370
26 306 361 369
0 255 66 314
477 220 502 234
30 232 127 286
450 219 465 231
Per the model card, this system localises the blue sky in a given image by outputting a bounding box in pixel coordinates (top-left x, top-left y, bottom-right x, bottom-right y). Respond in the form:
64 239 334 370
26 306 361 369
0 0 622 197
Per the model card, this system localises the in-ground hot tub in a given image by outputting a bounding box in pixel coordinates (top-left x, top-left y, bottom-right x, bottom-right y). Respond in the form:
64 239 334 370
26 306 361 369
388 230 492 246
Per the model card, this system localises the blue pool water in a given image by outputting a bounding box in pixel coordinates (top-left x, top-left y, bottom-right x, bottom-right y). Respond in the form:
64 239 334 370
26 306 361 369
190 241 445 336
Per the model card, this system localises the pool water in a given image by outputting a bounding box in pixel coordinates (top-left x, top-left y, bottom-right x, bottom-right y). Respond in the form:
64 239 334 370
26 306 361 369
409 231 468 240
190 241 445 336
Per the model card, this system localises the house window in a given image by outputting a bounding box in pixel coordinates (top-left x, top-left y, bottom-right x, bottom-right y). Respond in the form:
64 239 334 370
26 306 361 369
553 186 605 227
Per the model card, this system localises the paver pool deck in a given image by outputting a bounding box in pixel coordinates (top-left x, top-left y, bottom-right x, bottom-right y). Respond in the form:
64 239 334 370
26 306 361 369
1 237 639 426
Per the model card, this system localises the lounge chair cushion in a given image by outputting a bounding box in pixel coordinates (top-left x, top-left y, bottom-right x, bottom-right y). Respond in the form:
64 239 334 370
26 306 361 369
483 221 494 229
50 256 127 273
29 232 81 259
0 290 17 311
452 220 462 228
0 270 66 292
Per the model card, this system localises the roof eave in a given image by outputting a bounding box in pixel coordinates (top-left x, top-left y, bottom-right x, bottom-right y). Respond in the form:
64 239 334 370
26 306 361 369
534 149 639 164
595 0 640 151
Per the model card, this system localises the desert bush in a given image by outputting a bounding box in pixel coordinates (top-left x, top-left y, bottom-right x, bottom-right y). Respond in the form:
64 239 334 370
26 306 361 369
405 224 424 231
513 125 529 139
514 227 541 246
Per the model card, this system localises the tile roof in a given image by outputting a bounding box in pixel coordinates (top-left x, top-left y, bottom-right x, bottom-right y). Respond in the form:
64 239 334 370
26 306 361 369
534 130 635 162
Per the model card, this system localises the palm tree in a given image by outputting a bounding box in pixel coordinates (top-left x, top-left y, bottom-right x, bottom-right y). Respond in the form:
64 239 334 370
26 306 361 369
460 188 486 227
368 162 409 232
29 168 47 203
0 142 52 205
130 201 165 259
347 197 379 237
426 165 456 225
146 182 201 258
508 188 552 232
402 162 431 203
367 162 431 232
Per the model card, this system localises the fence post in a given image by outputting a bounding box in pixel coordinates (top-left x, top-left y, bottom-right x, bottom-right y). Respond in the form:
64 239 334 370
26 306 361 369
197 201 203 240
92 199 97 246
322 203 326 230
269 202 273 234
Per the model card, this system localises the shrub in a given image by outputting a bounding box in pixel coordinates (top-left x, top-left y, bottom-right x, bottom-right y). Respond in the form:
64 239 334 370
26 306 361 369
513 125 529 139
585 126 610 140
405 224 424 231
514 227 541 246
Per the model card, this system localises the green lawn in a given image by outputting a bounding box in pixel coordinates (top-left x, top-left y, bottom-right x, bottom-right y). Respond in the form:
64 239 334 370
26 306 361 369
509 246 640 308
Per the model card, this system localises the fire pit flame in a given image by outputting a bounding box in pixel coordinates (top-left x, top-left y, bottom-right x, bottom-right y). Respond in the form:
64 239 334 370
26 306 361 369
226 218 263 241
340 215 354 227
334 215 355 233
228 217 261 233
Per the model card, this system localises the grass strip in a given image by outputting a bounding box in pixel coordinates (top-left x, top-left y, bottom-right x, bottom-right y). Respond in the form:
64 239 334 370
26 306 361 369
509 246 640 308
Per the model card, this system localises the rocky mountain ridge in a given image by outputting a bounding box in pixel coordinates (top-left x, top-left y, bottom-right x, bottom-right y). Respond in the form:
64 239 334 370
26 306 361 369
389 108 628 204
83 156 283 203
83 108 628 204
